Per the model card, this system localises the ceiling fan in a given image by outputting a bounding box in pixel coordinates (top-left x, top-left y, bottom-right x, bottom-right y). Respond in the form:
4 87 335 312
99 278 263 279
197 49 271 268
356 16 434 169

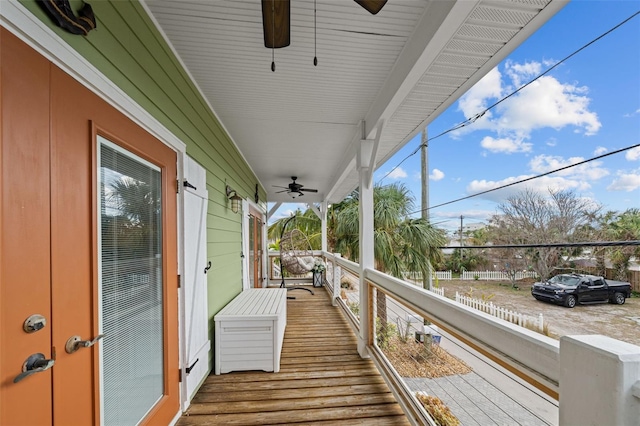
262 0 388 69
273 176 318 198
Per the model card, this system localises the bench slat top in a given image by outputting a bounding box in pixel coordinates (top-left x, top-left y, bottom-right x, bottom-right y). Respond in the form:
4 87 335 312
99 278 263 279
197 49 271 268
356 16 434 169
215 288 286 319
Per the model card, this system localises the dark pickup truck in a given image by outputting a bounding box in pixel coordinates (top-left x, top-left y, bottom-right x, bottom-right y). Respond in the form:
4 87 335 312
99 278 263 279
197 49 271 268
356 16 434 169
531 273 631 308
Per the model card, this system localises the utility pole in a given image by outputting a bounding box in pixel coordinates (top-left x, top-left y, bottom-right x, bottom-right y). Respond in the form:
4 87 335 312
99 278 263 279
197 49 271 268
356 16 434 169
421 128 432 291
460 215 464 260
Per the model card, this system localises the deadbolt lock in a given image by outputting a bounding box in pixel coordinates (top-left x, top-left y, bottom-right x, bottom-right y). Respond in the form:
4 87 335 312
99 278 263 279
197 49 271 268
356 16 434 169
65 334 104 354
23 314 47 333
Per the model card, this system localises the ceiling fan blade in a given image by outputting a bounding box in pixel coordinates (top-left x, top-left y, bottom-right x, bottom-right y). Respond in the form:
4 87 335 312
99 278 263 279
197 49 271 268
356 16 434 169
354 0 388 15
275 189 289 193
300 188 318 193
272 185 289 189
262 0 290 48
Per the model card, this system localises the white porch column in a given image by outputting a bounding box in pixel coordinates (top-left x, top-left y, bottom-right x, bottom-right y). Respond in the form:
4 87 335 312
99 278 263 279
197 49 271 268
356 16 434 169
332 253 341 306
559 335 640 426
357 138 376 358
320 201 328 252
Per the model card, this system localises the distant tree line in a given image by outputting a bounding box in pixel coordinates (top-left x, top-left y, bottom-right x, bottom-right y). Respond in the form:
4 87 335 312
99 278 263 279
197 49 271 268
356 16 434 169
437 188 640 283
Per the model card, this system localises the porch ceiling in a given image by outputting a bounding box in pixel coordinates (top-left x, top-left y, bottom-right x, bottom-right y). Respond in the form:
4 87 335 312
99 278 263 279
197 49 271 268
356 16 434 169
144 0 566 204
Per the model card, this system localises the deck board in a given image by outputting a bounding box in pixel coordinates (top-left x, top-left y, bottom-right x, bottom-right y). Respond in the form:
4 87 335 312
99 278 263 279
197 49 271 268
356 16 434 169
178 287 410 425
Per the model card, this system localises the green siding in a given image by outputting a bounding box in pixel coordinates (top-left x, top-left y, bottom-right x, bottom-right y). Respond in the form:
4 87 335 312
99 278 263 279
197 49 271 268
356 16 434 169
18 0 266 365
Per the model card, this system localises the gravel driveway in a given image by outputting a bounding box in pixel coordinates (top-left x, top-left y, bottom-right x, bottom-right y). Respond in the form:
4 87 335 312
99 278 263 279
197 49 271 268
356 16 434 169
438 280 640 346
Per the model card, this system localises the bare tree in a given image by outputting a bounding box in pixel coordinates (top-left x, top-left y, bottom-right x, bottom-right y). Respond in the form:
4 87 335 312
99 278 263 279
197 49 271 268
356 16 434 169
488 188 600 280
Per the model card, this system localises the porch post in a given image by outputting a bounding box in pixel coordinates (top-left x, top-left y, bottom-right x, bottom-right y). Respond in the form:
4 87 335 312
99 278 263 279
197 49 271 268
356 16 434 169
356 123 379 357
332 253 341 306
320 201 328 252
559 335 640 425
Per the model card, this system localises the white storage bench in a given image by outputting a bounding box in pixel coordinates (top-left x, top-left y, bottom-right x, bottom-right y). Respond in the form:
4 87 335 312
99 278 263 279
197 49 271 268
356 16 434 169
214 288 287 374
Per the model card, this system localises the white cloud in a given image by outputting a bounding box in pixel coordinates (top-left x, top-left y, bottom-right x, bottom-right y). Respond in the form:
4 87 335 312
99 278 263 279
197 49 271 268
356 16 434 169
457 67 502 122
454 60 601 144
429 168 445 181
466 175 591 203
623 109 640 118
496 75 601 136
607 173 640 192
626 146 640 161
481 136 532 153
504 60 542 87
528 154 609 181
387 167 407 179
593 146 607 156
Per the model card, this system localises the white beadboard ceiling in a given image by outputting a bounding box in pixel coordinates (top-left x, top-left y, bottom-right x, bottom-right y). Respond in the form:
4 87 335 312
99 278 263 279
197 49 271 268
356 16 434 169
144 0 567 204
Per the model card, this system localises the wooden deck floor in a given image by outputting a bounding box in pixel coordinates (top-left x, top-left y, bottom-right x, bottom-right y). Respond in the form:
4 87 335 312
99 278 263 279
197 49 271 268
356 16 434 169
177 286 410 425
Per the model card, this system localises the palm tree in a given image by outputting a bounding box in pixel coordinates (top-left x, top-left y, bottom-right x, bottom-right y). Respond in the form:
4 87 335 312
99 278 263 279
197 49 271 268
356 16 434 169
602 209 640 280
268 208 322 249
268 183 446 329
331 183 446 329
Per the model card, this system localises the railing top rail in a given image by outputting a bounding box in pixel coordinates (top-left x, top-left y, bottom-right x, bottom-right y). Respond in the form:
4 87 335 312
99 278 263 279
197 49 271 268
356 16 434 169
364 268 560 398
322 252 359 274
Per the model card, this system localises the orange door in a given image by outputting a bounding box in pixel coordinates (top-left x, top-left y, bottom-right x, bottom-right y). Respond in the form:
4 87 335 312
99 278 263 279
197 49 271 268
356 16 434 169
249 209 264 288
0 29 179 425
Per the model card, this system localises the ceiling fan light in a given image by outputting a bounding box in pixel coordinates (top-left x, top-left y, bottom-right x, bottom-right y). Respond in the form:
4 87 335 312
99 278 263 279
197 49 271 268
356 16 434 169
354 0 388 15
262 0 290 48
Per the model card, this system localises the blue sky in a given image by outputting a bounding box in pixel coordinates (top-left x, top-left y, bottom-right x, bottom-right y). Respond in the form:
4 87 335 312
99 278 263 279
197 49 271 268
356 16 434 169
270 1 640 231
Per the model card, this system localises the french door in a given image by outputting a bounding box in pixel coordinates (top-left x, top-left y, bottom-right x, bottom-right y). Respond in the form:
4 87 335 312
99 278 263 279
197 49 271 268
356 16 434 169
248 208 265 288
0 29 179 425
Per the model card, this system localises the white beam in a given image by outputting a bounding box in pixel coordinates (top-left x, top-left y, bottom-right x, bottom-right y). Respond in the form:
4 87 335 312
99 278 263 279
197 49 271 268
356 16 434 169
267 202 282 221
365 120 384 186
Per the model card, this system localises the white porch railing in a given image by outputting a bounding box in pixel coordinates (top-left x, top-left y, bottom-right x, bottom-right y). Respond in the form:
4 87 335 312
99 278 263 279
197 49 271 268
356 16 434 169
315 251 640 425
461 270 538 280
455 291 544 333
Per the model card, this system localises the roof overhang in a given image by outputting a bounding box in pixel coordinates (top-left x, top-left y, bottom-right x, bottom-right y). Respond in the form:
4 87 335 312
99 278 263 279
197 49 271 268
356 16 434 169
144 0 568 204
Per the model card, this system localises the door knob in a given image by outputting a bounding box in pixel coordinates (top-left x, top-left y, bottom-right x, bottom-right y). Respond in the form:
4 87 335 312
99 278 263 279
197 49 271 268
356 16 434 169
65 334 104 354
13 353 55 383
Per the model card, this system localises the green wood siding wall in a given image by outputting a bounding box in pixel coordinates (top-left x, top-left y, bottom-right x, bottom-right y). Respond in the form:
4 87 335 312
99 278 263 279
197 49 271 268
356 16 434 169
19 0 265 319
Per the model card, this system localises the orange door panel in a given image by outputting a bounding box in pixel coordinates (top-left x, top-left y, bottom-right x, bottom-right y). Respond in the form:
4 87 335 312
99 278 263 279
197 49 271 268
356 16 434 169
0 28 54 426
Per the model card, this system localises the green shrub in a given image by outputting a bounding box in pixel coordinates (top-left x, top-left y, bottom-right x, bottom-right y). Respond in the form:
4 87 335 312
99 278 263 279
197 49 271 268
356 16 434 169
376 319 396 350
416 393 460 426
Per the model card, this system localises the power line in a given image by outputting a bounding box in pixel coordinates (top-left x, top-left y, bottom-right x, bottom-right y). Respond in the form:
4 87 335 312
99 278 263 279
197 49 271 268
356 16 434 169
439 240 640 250
376 10 640 185
414 143 640 215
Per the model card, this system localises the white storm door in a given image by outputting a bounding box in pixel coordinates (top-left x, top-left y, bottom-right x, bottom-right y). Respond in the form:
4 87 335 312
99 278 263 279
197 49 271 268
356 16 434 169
182 157 210 407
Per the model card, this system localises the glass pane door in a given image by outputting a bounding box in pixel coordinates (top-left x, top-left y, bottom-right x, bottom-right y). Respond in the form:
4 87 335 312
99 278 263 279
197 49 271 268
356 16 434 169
249 216 255 288
98 137 164 425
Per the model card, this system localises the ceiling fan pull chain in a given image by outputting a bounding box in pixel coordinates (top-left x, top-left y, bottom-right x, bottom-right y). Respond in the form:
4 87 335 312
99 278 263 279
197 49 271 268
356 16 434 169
313 0 318 66
271 0 276 71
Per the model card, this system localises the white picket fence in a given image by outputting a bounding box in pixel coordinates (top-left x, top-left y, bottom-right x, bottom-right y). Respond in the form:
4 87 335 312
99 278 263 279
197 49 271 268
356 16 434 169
461 270 538 281
430 287 444 297
403 270 453 281
435 271 452 280
455 292 545 333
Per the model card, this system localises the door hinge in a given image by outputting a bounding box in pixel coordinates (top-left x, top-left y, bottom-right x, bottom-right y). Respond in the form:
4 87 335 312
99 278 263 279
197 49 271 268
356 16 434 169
183 180 197 190
177 274 181 288
176 179 180 194
179 369 183 382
